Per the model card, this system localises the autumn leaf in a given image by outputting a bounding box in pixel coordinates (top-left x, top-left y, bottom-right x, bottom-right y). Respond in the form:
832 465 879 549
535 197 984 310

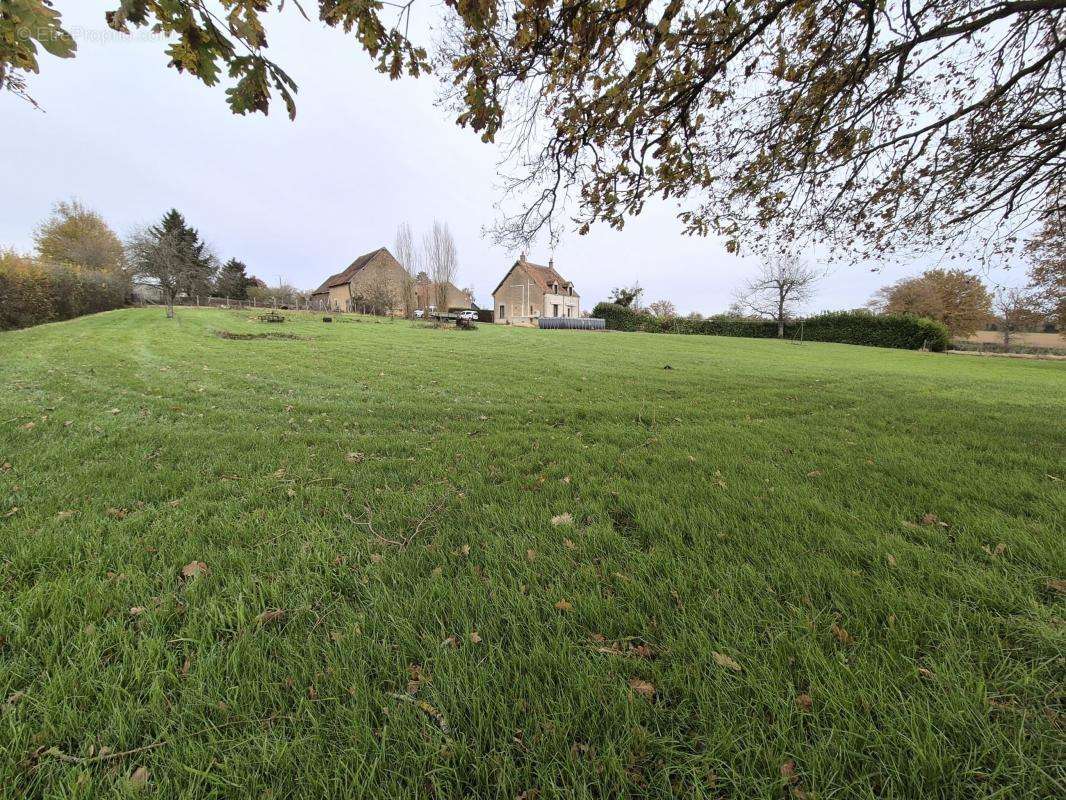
129 606 146 616
180 560 209 580
1047 578 1066 594
711 651 742 672
831 623 854 645
806 469 822 477
795 693 813 711
345 452 365 464
886 553 897 567
551 512 573 526
627 677 655 698
256 608 286 626
469 630 482 644
56 510 76 519
128 766 149 788
563 538 576 549
526 549 536 561
780 760 799 784
554 598 573 611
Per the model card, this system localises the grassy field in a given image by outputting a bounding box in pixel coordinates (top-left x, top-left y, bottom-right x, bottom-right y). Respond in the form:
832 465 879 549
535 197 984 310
1 308 1063 799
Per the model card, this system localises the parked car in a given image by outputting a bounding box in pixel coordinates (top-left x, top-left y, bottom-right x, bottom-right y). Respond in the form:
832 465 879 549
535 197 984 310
414 309 425 319
458 309 477 321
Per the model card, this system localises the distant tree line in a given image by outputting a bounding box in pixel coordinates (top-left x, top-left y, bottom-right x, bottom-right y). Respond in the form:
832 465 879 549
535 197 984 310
0 200 274 328
596 241 1063 348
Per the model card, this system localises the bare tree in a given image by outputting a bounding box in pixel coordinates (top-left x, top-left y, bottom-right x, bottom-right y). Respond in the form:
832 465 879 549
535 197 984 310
733 254 820 338
125 226 190 319
993 287 1045 347
423 221 458 314
648 299 678 318
394 222 418 318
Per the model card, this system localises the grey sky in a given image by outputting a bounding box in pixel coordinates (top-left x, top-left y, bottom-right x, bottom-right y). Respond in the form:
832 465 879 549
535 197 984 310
3 4 1031 312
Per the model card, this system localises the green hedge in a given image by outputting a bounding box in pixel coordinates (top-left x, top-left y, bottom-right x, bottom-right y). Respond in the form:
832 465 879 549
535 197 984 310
0 255 129 331
591 303 950 351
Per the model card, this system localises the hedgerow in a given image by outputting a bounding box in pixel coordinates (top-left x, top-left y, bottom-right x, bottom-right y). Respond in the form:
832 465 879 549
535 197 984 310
0 252 128 331
591 303 950 351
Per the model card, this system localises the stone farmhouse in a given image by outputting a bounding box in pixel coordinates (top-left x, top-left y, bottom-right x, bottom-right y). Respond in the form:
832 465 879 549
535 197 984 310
310 247 471 314
492 255 580 324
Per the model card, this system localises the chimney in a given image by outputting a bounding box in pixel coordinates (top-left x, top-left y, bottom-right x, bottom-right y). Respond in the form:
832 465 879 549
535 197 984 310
549 257 554 268
519 252 527 264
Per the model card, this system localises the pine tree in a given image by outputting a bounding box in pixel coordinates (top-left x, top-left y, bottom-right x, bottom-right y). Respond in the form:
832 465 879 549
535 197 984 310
147 210 216 298
216 259 251 300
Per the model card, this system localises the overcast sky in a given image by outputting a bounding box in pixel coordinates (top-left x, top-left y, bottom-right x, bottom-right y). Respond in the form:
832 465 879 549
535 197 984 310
3 4 1031 312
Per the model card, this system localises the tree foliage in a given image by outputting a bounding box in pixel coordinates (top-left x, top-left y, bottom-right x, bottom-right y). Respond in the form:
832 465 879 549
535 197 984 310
215 258 251 299
441 1 1066 258
872 268 993 337
34 199 126 273
609 283 644 308
1025 209 1066 328
7 2 1062 259
648 299 678 318
0 1 427 117
126 209 216 316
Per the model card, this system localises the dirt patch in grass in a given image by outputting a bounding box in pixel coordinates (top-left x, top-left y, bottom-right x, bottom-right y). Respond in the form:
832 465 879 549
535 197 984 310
214 330 307 341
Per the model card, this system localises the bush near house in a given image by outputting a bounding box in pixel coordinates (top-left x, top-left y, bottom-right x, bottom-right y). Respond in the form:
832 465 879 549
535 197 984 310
592 303 951 351
0 253 128 331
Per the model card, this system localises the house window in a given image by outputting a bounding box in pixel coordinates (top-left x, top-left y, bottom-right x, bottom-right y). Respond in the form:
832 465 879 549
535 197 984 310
567 307 572 317
553 303 559 316
530 305 534 315
499 304 505 319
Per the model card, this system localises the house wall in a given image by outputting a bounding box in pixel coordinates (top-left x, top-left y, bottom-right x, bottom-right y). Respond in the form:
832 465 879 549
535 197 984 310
415 281 473 311
543 292 580 318
493 267 580 323
493 266 545 324
349 253 405 313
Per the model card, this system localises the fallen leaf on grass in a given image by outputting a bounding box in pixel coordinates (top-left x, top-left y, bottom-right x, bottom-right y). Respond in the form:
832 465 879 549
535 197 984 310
345 452 365 464
1 462 10 471
795 693 813 711
106 408 121 415
179 656 191 677
105 507 128 519
780 760 798 782
627 678 655 698
982 543 1007 557
712 651 742 672
806 469 822 478
56 510 76 520
554 599 573 611
831 624 854 646
1047 578 1066 594
19 422 35 430
3 507 18 518
180 561 209 580
129 606 146 617
920 513 948 527
526 549 536 562
551 512 573 526
128 766 149 788
256 609 286 626
469 631 482 644
563 538 576 550
369 553 383 564
886 553 897 567
917 667 935 679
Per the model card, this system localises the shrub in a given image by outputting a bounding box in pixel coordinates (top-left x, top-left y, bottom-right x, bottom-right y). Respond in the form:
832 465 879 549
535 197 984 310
592 302 642 331
592 299 949 351
798 311 951 351
0 252 128 331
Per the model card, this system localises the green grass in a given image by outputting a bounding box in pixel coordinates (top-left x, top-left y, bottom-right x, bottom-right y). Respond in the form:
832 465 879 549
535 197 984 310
1 308 1063 799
